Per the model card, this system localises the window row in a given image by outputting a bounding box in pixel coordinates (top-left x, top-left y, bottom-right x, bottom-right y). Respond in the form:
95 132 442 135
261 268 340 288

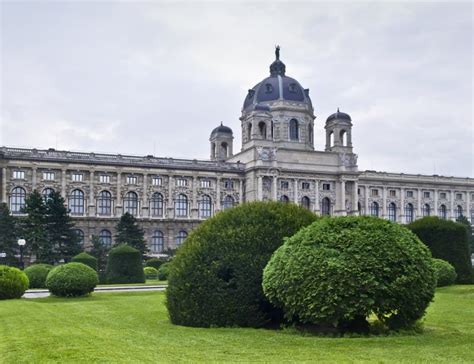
364 202 465 222
368 188 469 201
279 181 331 190
279 195 332 216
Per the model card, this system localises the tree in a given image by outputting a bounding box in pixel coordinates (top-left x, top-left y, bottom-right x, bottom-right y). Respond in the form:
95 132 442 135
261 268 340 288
21 190 49 263
0 203 18 265
115 213 147 255
89 234 109 274
456 215 473 254
45 191 81 263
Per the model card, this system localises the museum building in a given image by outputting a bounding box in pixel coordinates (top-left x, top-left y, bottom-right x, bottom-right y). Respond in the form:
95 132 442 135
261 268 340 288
1 49 473 254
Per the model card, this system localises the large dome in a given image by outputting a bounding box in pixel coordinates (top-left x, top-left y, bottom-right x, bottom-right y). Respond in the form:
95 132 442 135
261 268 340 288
243 47 312 111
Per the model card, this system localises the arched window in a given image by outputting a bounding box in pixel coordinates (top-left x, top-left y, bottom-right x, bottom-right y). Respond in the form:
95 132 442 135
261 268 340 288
455 205 463 219
97 190 112 216
258 121 267 139
199 195 212 218
176 230 188 246
369 201 379 217
280 195 289 203
42 188 55 202
223 195 235 209
175 194 188 217
289 119 299 140
308 124 313 145
10 187 26 214
422 204 431 217
72 229 84 246
151 230 164 253
388 202 397 222
321 197 331 216
220 142 228 158
69 189 84 215
99 229 112 248
340 130 347 146
405 203 414 223
124 191 138 216
247 123 252 141
439 204 447 219
301 196 310 209
150 192 164 217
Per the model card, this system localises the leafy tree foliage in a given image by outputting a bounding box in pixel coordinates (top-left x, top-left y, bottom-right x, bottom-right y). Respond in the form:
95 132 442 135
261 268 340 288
115 213 147 255
21 190 49 263
456 215 473 254
0 203 18 265
89 235 109 275
72 252 98 271
105 244 145 284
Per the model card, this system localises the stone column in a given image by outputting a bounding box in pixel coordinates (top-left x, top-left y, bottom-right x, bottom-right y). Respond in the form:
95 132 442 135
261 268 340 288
1 167 6 203
142 173 148 218
167 176 174 218
353 181 358 216
192 175 198 219
400 188 405 223
116 171 122 217
467 191 471 222
32 167 37 190
61 168 67 199
216 177 221 211
434 188 438 217
314 180 320 213
382 186 387 218
450 190 455 220
238 178 243 204
257 176 263 201
293 179 298 204
340 180 346 216
89 170 95 217
272 176 278 201
417 188 422 219
364 185 369 216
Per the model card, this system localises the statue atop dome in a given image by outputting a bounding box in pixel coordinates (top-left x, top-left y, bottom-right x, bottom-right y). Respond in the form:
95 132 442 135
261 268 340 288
275 45 280 60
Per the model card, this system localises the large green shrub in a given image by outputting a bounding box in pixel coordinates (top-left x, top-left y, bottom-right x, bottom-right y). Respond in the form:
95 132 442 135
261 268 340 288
24 264 53 288
432 258 457 287
157 263 170 281
72 252 98 271
46 263 98 297
145 258 166 270
408 217 473 283
144 266 159 280
166 201 317 328
105 244 145 284
0 265 29 299
262 216 436 331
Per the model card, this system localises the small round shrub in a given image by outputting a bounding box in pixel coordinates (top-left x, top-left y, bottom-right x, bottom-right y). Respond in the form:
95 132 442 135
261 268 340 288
0 265 29 299
262 216 436 331
46 263 98 297
166 201 317 328
432 258 457 287
157 263 170 281
105 244 145 284
72 252 98 271
145 258 166 270
144 266 159 280
24 264 53 288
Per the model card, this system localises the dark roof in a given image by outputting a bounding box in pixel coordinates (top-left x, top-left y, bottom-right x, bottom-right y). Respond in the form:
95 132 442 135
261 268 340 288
211 123 233 136
326 108 352 122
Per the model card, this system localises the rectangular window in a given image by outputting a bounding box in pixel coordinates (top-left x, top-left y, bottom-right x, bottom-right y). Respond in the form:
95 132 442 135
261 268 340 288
322 183 331 191
12 170 25 179
406 190 414 198
456 193 463 200
127 176 137 185
423 191 430 199
301 182 310 190
99 175 110 184
200 179 211 188
152 177 162 186
72 173 83 182
357 188 361 195
389 190 396 197
371 189 379 197
440 192 447 199
224 180 234 189
43 172 55 181
280 181 289 189
176 178 188 187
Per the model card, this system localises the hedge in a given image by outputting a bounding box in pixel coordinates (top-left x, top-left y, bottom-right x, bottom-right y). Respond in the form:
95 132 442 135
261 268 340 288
105 244 145 284
157 263 170 281
46 262 98 297
432 258 457 287
408 217 473 283
166 201 317 328
145 258 167 270
72 252 98 271
0 265 29 299
24 264 53 288
144 266 159 280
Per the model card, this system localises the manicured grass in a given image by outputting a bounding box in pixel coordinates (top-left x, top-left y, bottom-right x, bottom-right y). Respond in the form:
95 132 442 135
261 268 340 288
1 286 473 363
97 279 167 287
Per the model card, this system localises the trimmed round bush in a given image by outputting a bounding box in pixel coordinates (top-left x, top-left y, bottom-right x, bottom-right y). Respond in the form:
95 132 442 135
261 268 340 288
432 258 457 287
0 265 29 299
145 258 166 270
166 201 317 328
408 217 472 283
144 266 159 280
262 216 436 331
105 244 145 284
72 252 98 271
24 264 53 288
157 263 170 281
46 262 98 297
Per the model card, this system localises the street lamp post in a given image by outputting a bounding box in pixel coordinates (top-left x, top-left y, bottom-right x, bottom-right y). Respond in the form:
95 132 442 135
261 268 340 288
17 239 26 270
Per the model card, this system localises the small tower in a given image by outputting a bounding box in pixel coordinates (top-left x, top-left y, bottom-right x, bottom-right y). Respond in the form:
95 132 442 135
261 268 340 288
210 122 233 161
325 108 353 153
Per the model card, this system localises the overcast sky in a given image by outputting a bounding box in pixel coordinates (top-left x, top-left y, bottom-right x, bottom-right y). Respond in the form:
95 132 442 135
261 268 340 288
1 1 472 177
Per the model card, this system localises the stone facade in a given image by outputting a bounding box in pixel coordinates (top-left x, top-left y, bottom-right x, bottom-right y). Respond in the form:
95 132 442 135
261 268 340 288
1 50 473 255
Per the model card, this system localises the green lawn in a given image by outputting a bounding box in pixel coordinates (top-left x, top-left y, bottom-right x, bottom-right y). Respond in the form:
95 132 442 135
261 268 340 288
97 279 167 287
1 286 473 363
